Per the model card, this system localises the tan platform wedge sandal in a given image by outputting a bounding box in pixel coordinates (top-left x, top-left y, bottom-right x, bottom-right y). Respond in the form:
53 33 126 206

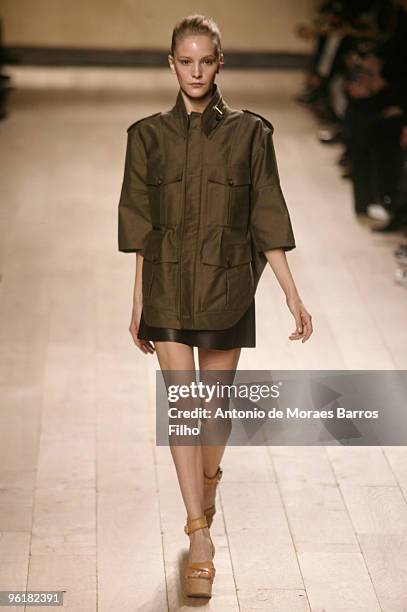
203 466 223 528
184 515 216 599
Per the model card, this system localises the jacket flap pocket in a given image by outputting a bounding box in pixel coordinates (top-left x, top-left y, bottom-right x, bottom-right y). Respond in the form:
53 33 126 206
146 164 183 186
141 230 179 262
229 164 251 186
162 164 183 185
202 238 252 268
207 164 251 186
146 166 163 186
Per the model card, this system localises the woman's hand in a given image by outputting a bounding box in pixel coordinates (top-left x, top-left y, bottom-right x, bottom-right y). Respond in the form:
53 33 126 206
262 250 312 343
286 295 313 343
129 301 155 354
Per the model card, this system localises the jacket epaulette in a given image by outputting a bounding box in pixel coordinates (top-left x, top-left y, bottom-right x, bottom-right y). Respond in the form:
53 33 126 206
242 109 274 132
127 112 161 133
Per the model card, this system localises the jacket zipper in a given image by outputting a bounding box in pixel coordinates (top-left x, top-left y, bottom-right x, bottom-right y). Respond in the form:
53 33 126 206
191 134 205 324
178 115 190 323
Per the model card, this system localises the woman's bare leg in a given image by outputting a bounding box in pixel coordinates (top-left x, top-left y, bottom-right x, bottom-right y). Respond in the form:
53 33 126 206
197 346 242 519
154 340 212 563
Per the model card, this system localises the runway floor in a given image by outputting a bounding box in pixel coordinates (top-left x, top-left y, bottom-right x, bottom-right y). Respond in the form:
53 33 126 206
1 67 407 611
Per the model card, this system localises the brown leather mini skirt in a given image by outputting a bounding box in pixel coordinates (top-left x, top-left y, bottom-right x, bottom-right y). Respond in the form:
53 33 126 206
137 299 256 350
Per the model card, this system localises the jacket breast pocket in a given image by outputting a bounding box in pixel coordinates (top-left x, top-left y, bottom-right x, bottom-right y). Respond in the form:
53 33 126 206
199 231 254 312
206 164 251 228
141 229 179 312
146 164 183 228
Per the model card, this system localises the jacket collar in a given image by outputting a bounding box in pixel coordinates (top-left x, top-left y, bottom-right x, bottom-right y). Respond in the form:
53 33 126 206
171 82 227 138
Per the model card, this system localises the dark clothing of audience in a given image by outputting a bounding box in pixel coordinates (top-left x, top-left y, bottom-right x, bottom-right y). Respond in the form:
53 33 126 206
345 6 407 214
299 2 407 227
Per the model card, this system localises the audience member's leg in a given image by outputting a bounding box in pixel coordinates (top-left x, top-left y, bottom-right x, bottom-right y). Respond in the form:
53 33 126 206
345 98 381 213
375 115 405 210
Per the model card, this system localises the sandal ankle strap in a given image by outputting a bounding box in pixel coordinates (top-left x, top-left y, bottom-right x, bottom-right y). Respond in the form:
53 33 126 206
184 514 208 535
203 466 223 485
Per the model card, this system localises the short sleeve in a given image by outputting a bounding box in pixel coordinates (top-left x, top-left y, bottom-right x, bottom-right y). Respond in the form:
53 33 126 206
249 124 296 253
118 127 152 252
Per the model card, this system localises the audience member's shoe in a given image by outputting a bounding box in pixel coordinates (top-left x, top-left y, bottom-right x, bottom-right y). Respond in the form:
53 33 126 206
394 267 407 285
372 216 406 233
338 151 350 167
394 243 407 258
318 128 344 145
395 253 407 266
341 164 353 179
394 244 407 265
366 204 391 222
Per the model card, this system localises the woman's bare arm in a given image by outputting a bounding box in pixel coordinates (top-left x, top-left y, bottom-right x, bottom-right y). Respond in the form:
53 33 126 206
264 248 313 343
133 252 143 309
129 253 155 354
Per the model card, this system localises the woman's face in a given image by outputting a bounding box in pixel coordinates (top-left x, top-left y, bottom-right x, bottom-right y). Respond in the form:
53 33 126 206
169 34 223 99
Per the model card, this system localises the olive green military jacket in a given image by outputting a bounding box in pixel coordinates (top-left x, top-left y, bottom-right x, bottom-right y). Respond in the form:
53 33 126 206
118 83 296 330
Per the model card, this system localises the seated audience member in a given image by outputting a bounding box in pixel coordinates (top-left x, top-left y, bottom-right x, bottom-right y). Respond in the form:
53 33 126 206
342 1 407 218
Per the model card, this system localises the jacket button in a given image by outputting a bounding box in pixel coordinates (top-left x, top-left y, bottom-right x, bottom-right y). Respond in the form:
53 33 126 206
226 256 231 267
152 254 158 262
228 178 234 185
157 176 163 184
